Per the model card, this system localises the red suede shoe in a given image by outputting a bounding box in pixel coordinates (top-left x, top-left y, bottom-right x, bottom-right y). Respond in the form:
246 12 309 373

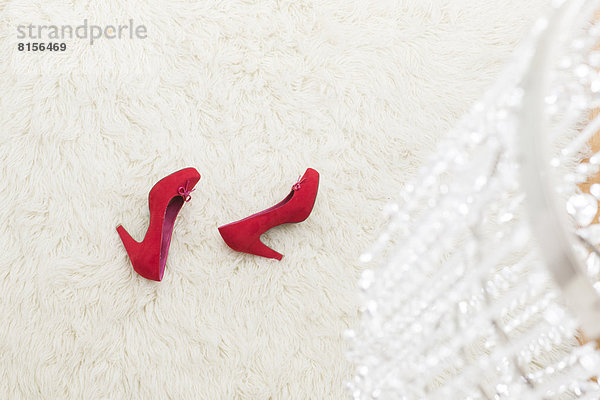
117 167 201 281
218 168 319 260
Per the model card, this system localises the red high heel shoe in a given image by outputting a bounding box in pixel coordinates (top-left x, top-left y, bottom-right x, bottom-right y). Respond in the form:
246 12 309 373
116 167 201 281
218 168 319 260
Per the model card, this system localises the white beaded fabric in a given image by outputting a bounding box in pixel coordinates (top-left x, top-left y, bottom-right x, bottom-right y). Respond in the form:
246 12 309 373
347 1 600 399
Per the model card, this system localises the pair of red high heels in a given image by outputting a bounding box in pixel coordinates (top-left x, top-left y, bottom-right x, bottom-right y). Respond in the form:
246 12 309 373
116 168 319 281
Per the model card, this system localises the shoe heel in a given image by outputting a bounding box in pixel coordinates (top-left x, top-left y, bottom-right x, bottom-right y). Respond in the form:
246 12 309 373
117 224 139 259
247 238 283 261
218 226 283 261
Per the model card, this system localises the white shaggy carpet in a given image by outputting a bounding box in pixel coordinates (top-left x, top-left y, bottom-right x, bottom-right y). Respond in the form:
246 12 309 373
0 1 549 398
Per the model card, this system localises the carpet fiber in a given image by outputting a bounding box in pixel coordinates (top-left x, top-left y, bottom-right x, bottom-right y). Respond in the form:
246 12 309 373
0 0 548 398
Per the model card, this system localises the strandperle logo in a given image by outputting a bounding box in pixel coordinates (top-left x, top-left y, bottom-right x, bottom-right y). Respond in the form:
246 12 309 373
17 19 147 45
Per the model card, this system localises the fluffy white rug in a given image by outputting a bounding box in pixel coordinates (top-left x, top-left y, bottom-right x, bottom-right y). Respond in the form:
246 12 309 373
0 0 549 398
